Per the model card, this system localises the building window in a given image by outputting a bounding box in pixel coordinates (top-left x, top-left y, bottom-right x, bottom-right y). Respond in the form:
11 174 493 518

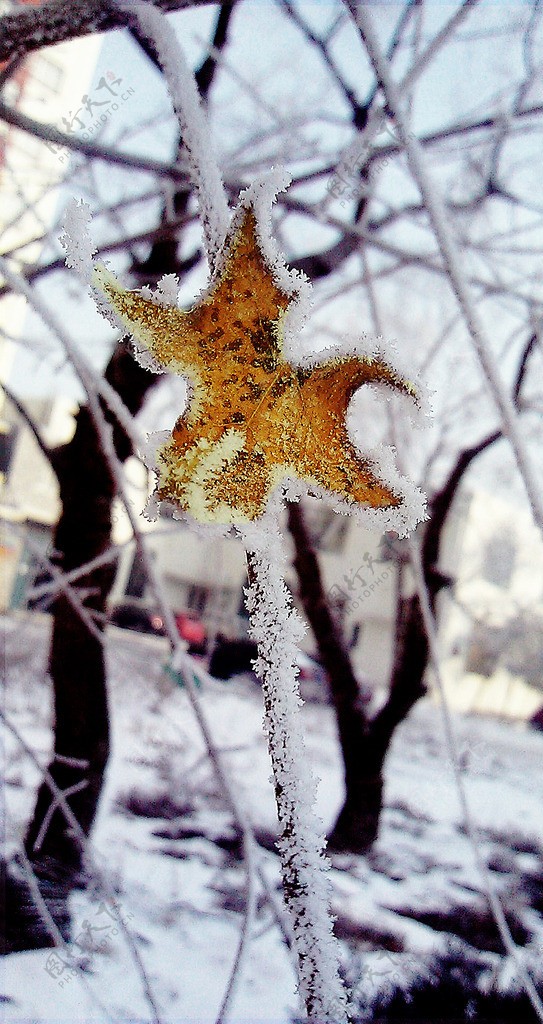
31 56 64 94
211 586 234 612
481 533 515 588
126 552 147 599
303 504 349 552
0 422 17 476
187 583 208 614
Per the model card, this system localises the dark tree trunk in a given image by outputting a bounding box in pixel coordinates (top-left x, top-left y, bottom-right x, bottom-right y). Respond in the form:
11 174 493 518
25 407 115 869
287 502 378 852
332 591 430 852
287 502 428 853
25 341 158 868
8 6 237 952
16 348 159 947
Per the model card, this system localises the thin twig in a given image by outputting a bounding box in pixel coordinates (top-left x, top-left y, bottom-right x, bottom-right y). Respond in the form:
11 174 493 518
408 537 543 1023
214 829 259 1024
0 98 187 181
0 380 54 466
352 4 543 536
402 0 482 92
15 845 115 1024
1 709 163 1024
244 534 351 1024
24 546 120 608
14 528 104 642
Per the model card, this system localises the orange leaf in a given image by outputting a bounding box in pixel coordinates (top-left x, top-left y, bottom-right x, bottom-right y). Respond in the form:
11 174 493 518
94 202 416 524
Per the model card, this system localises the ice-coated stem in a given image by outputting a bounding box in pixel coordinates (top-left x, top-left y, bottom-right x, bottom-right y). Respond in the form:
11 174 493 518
352 3 543 538
116 0 230 270
243 522 350 1023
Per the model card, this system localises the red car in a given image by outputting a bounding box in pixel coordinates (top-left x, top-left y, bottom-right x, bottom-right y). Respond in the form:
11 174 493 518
109 600 207 654
175 612 207 655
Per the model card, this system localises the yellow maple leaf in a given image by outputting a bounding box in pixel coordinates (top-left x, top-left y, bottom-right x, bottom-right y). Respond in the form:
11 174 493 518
94 201 417 525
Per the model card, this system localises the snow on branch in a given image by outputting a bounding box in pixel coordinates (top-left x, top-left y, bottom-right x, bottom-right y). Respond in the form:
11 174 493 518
116 0 230 269
60 199 97 285
0 710 164 1024
408 537 543 1024
243 521 351 1023
352 5 543 537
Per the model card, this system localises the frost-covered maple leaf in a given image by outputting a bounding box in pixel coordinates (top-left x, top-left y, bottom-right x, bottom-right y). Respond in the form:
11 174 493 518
94 189 420 526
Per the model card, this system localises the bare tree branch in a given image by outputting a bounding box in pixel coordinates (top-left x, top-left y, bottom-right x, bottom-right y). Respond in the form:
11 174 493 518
0 380 55 467
0 709 164 1024
353 4 543 535
423 331 539 601
0 0 209 63
0 98 188 181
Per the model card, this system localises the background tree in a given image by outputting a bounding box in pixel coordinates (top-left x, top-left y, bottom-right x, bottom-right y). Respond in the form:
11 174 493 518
1 0 542 977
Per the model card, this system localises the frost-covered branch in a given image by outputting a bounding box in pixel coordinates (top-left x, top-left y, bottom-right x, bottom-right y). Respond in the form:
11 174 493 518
1 709 164 1024
402 0 482 91
10 526 105 641
119 0 230 269
214 829 258 1024
244 526 351 1023
407 537 543 1024
24 545 120 610
0 99 187 182
352 4 543 536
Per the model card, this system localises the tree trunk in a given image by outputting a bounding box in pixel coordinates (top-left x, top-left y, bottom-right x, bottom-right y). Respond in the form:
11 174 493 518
10 5 237 951
287 502 427 853
9 349 159 950
329 594 428 854
287 502 377 852
24 408 115 869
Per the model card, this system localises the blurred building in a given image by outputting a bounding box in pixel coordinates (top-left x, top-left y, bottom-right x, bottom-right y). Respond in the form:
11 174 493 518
0 397 398 685
109 473 398 685
0 395 73 608
440 488 543 719
0 8 102 599
0 17 101 382
0 11 103 606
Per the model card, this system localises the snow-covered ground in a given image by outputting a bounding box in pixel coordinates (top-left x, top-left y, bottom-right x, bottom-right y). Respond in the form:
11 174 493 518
2 611 543 1022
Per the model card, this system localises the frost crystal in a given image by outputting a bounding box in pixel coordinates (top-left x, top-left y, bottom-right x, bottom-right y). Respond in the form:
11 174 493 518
242 521 351 1022
91 180 426 535
122 1 230 269
58 13 427 1015
60 199 97 284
